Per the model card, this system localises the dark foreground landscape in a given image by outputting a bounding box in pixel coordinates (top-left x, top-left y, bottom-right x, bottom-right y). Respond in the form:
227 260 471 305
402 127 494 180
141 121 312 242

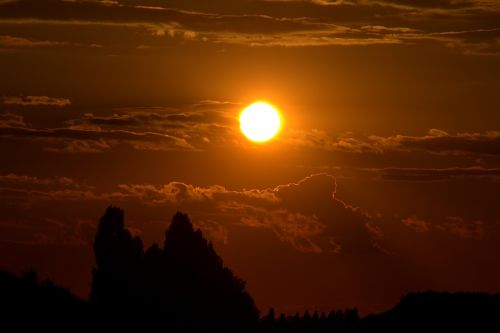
1 207 499 332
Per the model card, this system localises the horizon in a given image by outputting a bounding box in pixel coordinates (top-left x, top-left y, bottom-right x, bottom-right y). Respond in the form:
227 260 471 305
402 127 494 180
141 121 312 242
0 0 499 317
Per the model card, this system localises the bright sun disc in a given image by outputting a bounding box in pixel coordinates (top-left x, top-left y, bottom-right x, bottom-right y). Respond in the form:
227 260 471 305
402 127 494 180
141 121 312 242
240 102 281 142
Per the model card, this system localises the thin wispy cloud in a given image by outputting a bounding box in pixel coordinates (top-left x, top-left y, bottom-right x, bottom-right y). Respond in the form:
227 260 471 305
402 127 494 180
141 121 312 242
0 0 498 53
3 95 71 107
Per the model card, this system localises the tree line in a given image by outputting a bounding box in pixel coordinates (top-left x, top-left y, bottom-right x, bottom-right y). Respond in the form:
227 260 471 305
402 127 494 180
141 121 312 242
0 206 499 331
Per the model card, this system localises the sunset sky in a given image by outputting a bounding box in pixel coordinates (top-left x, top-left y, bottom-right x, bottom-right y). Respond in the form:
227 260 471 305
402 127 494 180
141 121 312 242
1 0 499 315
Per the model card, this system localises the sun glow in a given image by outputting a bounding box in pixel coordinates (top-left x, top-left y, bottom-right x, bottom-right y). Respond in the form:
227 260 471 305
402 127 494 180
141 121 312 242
239 102 282 143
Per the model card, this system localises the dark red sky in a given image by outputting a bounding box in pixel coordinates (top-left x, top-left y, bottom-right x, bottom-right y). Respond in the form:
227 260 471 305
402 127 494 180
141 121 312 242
0 0 499 315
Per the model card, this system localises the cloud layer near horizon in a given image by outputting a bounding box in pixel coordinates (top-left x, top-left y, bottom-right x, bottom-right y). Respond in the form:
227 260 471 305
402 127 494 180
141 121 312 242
0 171 495 252
0 173 380 253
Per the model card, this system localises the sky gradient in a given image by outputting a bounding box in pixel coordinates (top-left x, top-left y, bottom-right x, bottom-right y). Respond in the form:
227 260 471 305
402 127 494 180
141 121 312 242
0 0 499 315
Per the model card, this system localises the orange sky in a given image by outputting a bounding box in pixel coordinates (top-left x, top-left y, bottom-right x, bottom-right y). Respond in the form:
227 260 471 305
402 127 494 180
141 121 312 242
0 0 499 315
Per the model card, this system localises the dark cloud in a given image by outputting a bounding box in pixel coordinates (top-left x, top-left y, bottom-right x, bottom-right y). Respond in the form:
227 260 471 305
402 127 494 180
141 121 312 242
372 0 467 9
0 0 335 34
0 0 498 52
0 173 83 188
3 95 71 106
0 187 116 206
193 219 229 245
64 106 238 148
402 28 500 56
437 216 485 239
0 125 193 153
5 104 499 157
0 35 68 48
44 139 112 153
121 173 386 254
374 166 500 181
401 215 430 232
123 0 499 20
0 101 243 152
400 214 489 239
288 129 500 156
69 108 233 130
0 172 383 254
384 130 500 156
3 101 499 158
0 113 25 127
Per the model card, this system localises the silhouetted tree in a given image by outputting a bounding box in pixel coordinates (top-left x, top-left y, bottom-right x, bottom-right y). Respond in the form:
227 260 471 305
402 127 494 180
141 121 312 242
261 307 276 332
266 308 276 322
89 207 258 331
90 206 144 308
162 212 259 330
279 313 287 325
303 310 311 322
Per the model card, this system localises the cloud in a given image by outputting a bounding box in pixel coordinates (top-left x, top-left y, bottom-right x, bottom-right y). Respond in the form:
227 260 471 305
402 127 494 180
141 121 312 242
400 215 486 238
44 139 112 153
117 182 242 205
194 219 229 245
287 129 500 156
0 173 83 188
130 174 386 254
0 187 118 205
0 0 498 52
402 215 430 232
68 107 234 132
399 28 500 56
64 102 242 147
284 129 372 152
374 166 500 181
371 130 500 156
0 0 338 34
0 113 25 127
207 30 403 47
3 95 71 106
177 173 380 254
308 0 500 16
0 172 383 254
117 180 280 206
4 104 499 157
0 35 67 48
0 173 98 206
0 101 242 152
0 125 193 153
438 216 485 239
241 210 326 253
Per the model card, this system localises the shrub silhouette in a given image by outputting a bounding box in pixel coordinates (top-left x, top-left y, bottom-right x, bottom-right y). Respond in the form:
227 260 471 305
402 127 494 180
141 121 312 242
362 291 500 332
90 207 259 330
0 269 85 328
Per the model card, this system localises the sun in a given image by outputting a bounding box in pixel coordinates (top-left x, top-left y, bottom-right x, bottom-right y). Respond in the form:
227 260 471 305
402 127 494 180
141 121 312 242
239 102 282 143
